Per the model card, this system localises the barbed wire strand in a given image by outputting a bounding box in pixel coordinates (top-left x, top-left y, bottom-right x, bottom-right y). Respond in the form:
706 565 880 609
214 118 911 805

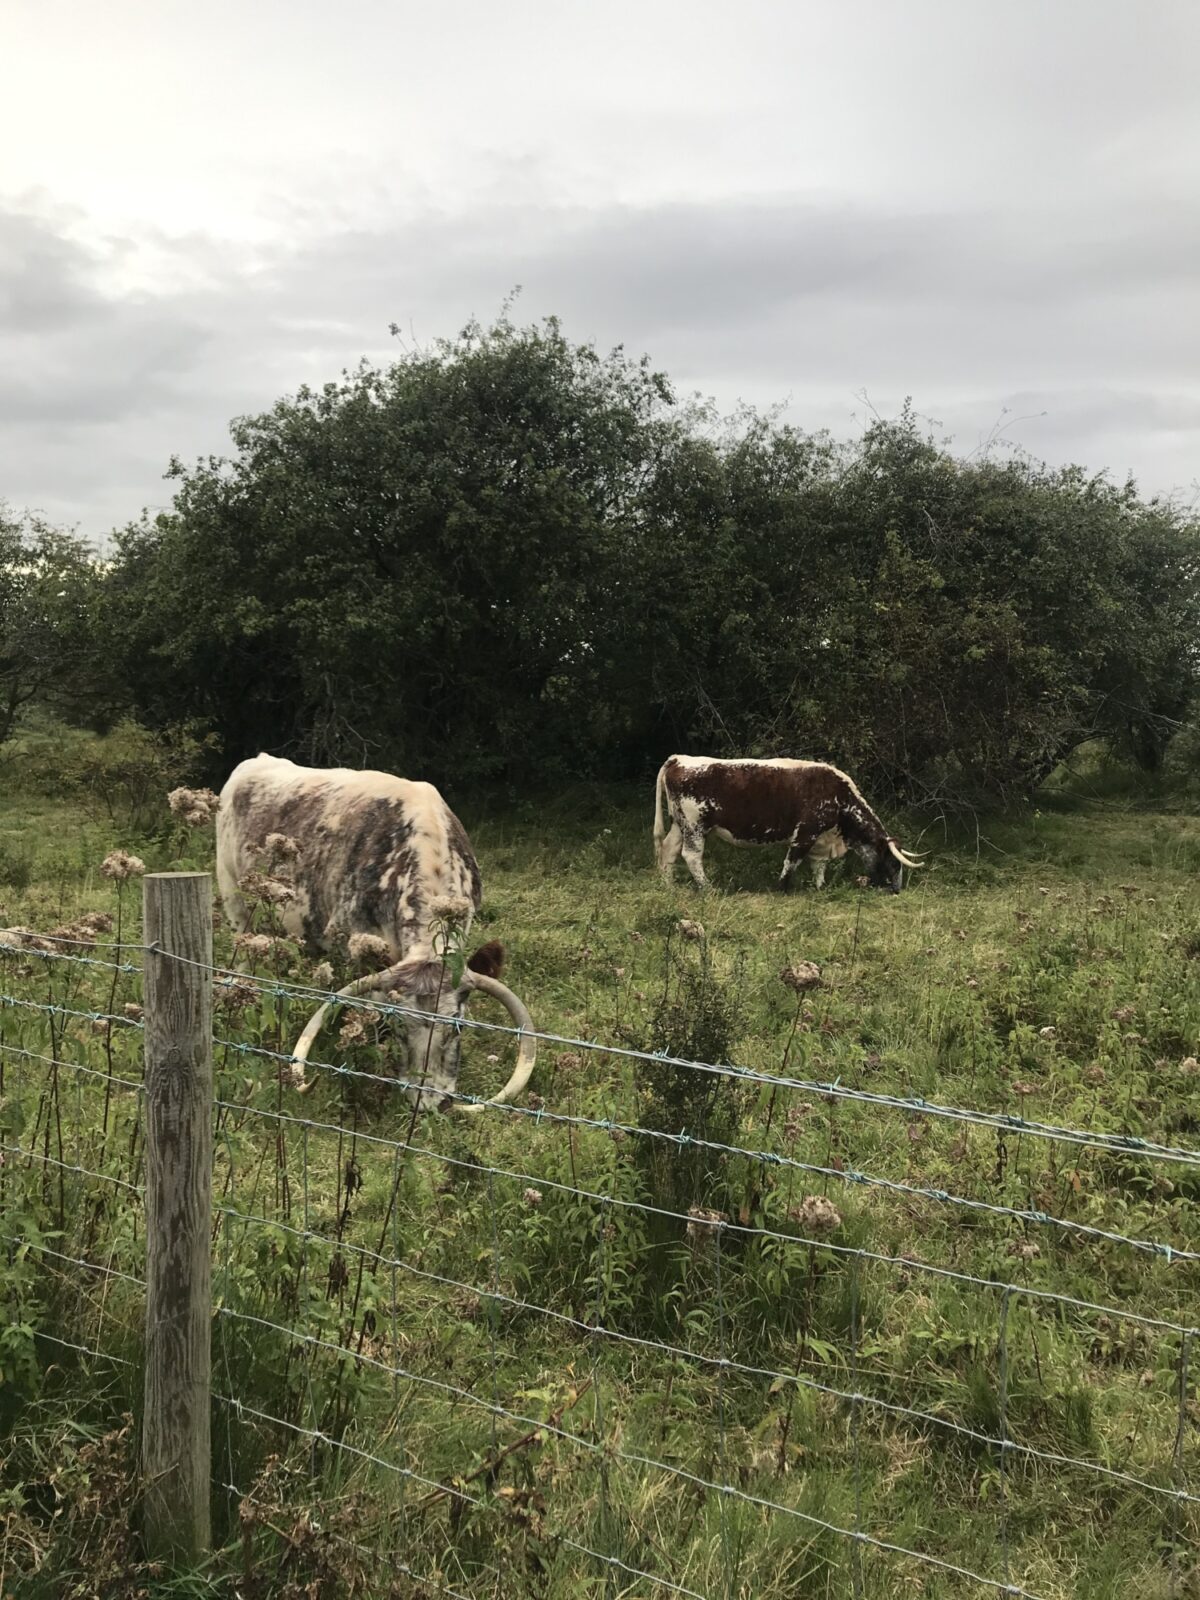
170 950 1200 1173
222 1484 479 1600
213 1236 1197 1508
208 1038 1200 1267
216 1396 709 1600
209 1094 1200 1337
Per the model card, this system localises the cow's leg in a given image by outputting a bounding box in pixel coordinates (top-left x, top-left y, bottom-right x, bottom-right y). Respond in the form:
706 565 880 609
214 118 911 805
215 848 250 931
657 822 684 880
779 825 825 893
680 830 709 890
810 858 827 890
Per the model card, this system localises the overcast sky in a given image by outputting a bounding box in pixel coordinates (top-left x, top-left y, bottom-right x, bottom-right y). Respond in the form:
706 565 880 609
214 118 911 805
3 0 1198 541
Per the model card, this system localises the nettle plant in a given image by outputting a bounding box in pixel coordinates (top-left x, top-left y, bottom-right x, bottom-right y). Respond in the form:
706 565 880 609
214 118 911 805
634 924 749 1222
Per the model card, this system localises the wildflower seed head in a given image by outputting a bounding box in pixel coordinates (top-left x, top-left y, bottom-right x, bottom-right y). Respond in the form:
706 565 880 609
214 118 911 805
100 850 145 881
348 932 391 964
686 1205 727 1244
168 786 219 826
781 960 822 993
1005 1240 1041 1260
789 1194 842 1236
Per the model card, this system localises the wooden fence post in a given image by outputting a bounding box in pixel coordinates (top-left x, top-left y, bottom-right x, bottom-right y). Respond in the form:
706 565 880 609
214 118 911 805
142 871 213 1563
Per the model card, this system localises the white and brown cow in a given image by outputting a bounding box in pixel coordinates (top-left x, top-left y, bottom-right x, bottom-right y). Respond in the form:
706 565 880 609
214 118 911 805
216 753 535 1110
653 754 925 894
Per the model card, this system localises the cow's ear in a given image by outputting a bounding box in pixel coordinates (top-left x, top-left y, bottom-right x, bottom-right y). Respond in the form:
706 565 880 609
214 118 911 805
466 940 505 979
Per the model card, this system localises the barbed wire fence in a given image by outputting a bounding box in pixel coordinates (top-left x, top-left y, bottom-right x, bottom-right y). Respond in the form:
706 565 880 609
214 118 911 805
1 873 1197 1597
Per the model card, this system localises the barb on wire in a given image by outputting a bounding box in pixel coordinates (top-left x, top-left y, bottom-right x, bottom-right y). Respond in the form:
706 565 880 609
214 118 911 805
0 1039 143 1094
0 991 143 1033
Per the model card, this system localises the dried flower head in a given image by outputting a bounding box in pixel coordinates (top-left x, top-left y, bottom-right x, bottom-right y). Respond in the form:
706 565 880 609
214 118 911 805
428 894 472 924
676 919 705 941
1011 1080 1040 1097
311 961 335 988
215 978 258 1013
339 1014 368 1047
522 1187 544 1209
233 932 276 958
554 1052 582 1072
168 786 219 827
1038 1026 1057 1040
0 926 52 952
1180 1057 1200 1078
1005 1240 1041 1260
789 1194 842 1236
1111 1005 1136 1024
100 850 145 881
686 1205 727 1244
783 1103 814 1144
79 911 114 934
348 932 392 964
780 960 822 993
1081 1064 1106 1086
238 869 296 906
50 922 97 951
263 832 301 863
123 1002 144 1021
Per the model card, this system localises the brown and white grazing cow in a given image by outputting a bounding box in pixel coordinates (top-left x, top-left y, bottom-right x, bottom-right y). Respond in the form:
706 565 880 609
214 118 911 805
653 754 925 894
216 753 535 1110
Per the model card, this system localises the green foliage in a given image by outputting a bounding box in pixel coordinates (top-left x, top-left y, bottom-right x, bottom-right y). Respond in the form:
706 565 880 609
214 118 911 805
101 317 1200 808
4 717 216 833
0 502 118 745
633 930 748 1212
2 675 1200 1596
108 309 676 783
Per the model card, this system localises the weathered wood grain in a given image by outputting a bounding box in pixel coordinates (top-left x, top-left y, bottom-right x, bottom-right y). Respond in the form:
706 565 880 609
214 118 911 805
142 871 212 1563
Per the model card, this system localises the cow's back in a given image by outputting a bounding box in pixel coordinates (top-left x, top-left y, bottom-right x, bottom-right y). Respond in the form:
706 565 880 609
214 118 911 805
663 755 844 844
217 754 481 957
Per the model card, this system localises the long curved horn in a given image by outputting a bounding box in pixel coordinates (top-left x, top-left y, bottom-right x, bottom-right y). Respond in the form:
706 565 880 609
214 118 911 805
451 969 537 1115
886 838 928 869
290 963 407 1094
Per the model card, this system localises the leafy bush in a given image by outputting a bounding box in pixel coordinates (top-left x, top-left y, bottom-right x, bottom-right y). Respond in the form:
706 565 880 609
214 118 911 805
6 718 217 834
102 314 1199 808
635 929 748 1216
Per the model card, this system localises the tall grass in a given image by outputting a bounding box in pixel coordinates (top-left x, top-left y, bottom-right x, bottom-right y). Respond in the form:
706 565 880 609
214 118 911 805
0 783 1198 1597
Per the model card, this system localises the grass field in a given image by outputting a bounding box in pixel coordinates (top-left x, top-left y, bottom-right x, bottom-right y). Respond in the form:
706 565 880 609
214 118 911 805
1 777 1199 1598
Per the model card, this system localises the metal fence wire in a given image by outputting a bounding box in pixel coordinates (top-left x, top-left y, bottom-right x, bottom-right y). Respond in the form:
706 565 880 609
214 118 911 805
1 914 1198 1598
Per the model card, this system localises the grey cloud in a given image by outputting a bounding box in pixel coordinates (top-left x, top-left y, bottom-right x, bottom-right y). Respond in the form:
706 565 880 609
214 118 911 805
3 183 1199 539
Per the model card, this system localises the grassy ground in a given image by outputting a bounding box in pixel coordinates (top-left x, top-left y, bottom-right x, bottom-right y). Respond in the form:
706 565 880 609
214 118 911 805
1 778 1199 1598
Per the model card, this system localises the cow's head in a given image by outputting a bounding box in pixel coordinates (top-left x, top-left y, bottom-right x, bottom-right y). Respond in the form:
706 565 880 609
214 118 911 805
862 838 926 894
289 939 537 1111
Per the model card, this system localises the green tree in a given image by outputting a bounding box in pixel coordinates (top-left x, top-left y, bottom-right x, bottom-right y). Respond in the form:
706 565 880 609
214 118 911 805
0 503 111 743
111 312 676 782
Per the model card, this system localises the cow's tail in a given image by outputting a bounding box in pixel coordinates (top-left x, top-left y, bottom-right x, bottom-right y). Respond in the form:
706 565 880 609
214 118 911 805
653 762 670 865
